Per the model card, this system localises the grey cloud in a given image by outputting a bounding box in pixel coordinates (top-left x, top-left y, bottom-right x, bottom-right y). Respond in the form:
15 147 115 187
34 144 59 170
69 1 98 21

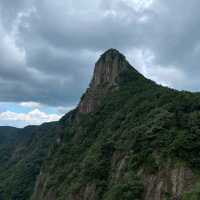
19 0 146 51
145 0 200 90
0 0 200 108
0 0 34 30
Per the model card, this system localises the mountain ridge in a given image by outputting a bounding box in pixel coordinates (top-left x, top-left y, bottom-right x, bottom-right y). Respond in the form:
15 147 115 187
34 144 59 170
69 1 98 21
32 49 200 200
91 49 133 87
1 49 200 200
78 48 146 113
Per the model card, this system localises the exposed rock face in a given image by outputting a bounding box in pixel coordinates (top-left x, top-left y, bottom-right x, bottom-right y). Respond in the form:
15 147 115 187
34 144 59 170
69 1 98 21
30 49 200 200
32 154 197 200
79 49 132 113
110 153 196 200
143 166 196 200
91 49 129 87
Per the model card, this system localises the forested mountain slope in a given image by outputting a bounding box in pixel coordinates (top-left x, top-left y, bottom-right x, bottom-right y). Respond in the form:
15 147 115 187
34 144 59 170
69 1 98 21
32 49 200 200
2 49 200 200
0 123 60 200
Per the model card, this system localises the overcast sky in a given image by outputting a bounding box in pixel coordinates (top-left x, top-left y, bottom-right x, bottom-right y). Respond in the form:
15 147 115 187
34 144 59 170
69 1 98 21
0 0 200 127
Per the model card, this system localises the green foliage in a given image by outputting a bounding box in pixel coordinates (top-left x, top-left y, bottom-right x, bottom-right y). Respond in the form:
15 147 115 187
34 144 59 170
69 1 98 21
3 64 200 199
81 142 114 182
183 182 200 200
103 173 143 200
0 123 58 200
37 75 200 199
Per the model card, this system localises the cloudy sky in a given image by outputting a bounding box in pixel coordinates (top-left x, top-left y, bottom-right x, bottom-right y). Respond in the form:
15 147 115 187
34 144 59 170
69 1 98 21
0 0 200 127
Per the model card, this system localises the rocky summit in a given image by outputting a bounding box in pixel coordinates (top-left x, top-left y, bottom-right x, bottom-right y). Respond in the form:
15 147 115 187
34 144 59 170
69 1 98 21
1 49 200 200
79 49 141 113
91 49 131 87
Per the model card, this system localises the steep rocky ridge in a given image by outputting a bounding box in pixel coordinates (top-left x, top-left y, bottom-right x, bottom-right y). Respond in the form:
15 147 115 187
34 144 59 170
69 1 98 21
78 49 142 113
31 49 200 200
1 49 200 200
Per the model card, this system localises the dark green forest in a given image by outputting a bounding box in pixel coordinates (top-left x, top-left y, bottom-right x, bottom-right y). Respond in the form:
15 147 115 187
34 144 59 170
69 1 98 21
1 50 200 200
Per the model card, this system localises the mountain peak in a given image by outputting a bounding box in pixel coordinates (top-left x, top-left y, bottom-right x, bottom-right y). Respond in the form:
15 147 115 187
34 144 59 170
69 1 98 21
99 48 125 61
78 49 136 113
91 48 130 88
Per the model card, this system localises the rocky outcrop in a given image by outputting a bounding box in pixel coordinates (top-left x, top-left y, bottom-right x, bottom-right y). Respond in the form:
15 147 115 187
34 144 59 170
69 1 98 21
111 154 197 200
78 49 133 113
143 166 196 200
90 49 129 87
30 49 200 200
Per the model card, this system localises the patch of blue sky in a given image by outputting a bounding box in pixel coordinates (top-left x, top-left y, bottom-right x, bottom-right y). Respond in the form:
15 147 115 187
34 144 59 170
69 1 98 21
0 102 31 113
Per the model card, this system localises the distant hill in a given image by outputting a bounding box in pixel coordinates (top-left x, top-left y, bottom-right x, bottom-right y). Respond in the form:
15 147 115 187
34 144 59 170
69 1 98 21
0 123 60 200
1 49 200 200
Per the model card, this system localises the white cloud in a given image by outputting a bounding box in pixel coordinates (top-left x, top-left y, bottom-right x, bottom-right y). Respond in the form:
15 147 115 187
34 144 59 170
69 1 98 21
122 0 155 12
19 101 42 109
126 48 186 88
57 105 75 114
0 109 62 127
147 65 186 88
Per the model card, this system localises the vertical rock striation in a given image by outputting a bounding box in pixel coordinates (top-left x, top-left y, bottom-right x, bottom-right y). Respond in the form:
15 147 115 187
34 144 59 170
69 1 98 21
78 49 133 113
30 49 200 200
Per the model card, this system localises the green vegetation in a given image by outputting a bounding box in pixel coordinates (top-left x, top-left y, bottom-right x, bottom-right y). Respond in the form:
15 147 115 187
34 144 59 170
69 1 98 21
36 69 200 199
103 172 143 200
183 183 200 200
2 51 200 199
0 123 59 200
